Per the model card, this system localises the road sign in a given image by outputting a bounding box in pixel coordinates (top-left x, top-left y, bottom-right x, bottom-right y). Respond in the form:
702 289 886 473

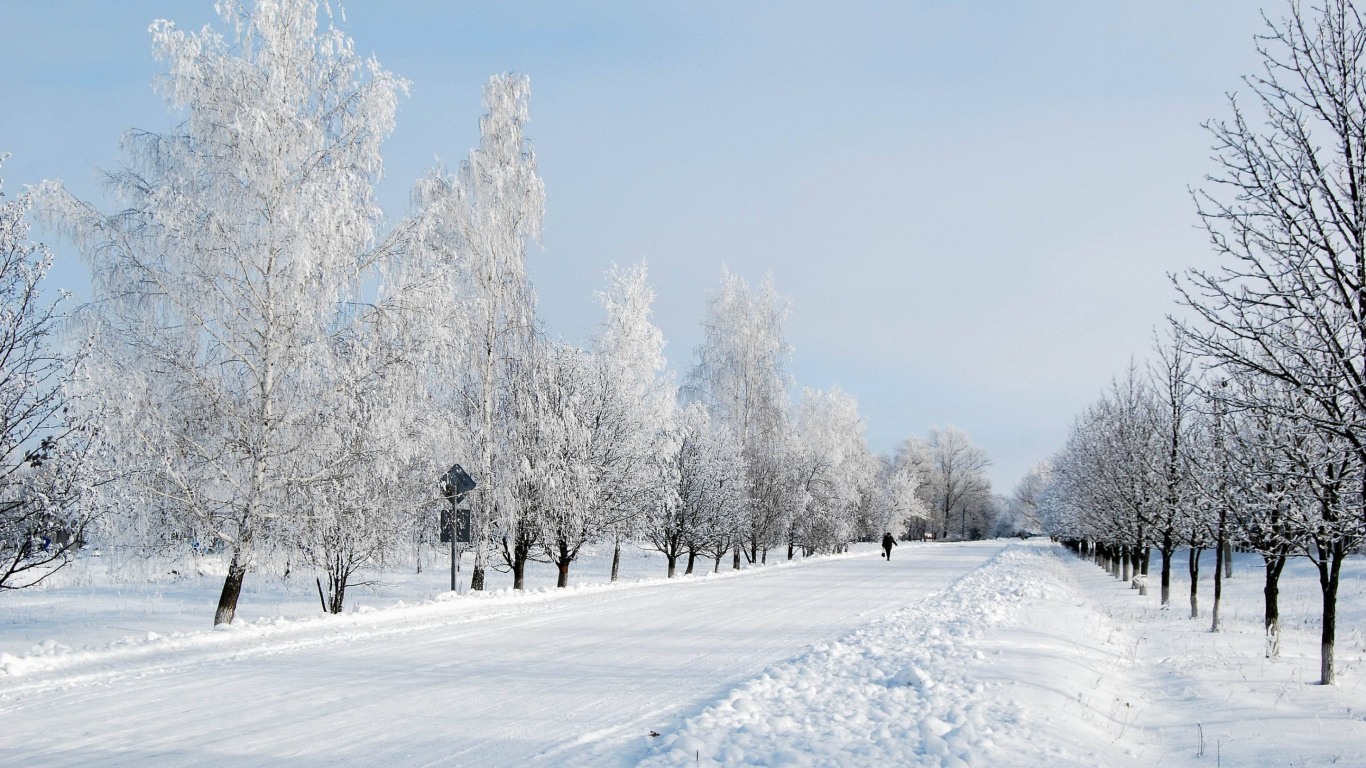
441 463 477 502
439 508 472 544
439 463 478 592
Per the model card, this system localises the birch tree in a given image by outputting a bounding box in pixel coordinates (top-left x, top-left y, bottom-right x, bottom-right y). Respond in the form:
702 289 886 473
409 74 545 591
589 262 671 580
688 268 792 564
790 386 874 554
39 0 406 624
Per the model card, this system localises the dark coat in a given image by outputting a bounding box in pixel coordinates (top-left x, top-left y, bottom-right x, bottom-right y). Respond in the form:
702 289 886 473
881 533 897 550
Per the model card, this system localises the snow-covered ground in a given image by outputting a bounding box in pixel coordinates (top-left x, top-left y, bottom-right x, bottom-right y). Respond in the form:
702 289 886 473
0 540 1005 766
638 542 1366 767
2 540 1362 766
0 541 697 657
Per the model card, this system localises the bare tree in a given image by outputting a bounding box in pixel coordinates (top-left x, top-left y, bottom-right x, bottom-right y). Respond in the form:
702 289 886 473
1176 0 1366 683
1151 334 1198 605
921 426 992 540
0 156 98 591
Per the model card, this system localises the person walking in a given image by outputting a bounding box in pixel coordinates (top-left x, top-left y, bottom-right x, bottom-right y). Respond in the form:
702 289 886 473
881 532 898 560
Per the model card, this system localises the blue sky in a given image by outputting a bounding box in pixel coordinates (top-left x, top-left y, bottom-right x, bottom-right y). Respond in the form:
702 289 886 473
0 1 1266 491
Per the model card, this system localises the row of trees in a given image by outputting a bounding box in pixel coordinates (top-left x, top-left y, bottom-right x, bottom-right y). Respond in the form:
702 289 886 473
0 0 1000 622
1038 0 1366 686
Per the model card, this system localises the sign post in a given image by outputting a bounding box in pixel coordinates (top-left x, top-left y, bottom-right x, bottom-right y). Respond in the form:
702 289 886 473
439 463 477 592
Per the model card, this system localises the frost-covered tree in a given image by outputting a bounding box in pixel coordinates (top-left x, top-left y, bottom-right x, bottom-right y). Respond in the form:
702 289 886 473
1150 335 1198 606
688 268 792 563
589 262 671 580
1000 462 1049 537
890 436 935 540
408 74 544 592
297 327 430 613
790 387 874 554
38 0 406 624
644 402 744 577
862 452 928 544
0 157 99 591
506 264 673 589
921 426 993 541
528 342 596 588
1041 370 1169 592
1175 0 1366 684
1215 376 1314 656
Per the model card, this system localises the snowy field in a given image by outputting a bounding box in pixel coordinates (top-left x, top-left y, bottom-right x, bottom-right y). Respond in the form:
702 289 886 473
1 540 1363 766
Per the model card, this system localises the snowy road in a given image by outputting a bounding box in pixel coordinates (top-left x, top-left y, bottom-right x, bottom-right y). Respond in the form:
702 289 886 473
0 542 1004 767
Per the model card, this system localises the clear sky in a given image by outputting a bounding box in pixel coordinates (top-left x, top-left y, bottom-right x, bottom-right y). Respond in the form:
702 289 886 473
0 1 1267 491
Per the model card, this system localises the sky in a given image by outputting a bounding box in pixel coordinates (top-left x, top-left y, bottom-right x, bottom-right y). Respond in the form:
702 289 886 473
0 0 1268 491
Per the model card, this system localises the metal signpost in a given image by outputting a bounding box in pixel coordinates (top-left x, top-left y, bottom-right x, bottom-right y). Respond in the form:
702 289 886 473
439 463 477 592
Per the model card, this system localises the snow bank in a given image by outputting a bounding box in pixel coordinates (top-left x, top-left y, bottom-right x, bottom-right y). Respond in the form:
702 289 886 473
635 544 1120 768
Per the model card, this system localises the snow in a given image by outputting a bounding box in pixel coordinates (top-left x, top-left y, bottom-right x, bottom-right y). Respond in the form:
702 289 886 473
637 542 1366 767
3 540 1362 766
637 543 1080 767
0 542 692 658
0 541 1005 766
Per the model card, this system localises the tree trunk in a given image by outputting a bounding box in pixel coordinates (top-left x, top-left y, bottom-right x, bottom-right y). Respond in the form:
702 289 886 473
1212 529 1226 632
685 549 697 575
787 541 795 560
471 564 485 591
1188 546 1201 619
214 546 248 626
1160 536 1173 606
557 560 570 588
610 538 622 582
1137 548 1149 596
1315 539 1344 685
1263 553 1286 658
1121 546 1132 583
761 547 767 564
328 573 346 614
666 554 677 578
512 554 526 591
1223 541 1234 578
732 545 741 570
